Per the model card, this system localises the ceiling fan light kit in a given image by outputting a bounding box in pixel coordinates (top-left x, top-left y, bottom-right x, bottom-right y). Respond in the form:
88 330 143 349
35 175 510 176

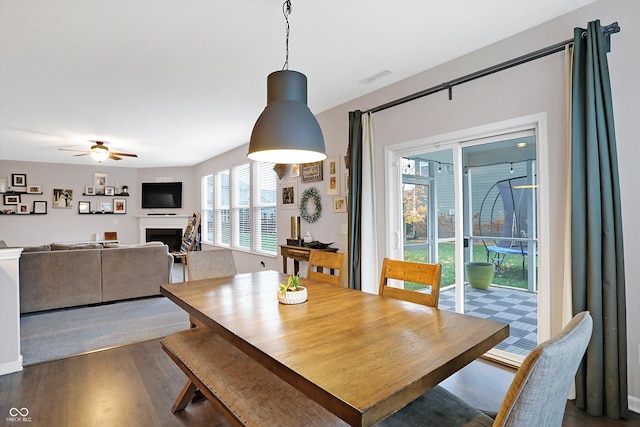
58 141 138 163
247 0 326 165
91 143 109 162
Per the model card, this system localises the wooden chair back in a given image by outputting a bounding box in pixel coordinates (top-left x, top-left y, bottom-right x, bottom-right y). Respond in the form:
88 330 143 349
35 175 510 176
307 251 345 286
378 258 442 307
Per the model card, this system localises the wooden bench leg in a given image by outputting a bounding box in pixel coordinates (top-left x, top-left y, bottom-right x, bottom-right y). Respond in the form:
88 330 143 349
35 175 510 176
172 380 198 413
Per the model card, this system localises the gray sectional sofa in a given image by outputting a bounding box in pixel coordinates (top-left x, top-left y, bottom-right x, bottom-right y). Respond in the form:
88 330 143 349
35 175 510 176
18 241 173 313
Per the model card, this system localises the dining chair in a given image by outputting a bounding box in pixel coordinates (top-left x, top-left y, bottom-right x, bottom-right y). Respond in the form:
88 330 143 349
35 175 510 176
186 249 236 281
378 258 442 308
306 250 346 286
186 249 237 329
377 311 593 427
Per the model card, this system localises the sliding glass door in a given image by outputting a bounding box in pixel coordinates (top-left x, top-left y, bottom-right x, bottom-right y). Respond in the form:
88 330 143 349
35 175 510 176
388 126 543 365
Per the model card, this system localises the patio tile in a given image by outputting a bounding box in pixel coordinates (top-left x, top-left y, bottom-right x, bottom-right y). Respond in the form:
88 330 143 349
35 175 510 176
440 284 538 356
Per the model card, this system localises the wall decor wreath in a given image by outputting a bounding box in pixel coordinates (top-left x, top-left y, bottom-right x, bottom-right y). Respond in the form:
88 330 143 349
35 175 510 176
299 187 322 223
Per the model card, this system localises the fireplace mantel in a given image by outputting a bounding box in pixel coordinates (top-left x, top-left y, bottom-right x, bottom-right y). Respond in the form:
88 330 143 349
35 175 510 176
137 215 190 244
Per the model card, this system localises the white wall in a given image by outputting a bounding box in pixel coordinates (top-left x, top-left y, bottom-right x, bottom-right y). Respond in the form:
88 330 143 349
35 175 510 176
0 160 199 245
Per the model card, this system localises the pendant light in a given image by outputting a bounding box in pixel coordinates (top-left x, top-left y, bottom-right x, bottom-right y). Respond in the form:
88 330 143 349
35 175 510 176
248 0 326 164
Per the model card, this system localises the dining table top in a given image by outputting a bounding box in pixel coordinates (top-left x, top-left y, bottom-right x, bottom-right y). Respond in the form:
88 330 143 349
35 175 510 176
161 270 509 426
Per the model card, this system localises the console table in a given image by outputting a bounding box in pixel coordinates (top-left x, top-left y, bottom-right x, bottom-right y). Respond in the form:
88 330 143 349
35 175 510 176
279 244 339 275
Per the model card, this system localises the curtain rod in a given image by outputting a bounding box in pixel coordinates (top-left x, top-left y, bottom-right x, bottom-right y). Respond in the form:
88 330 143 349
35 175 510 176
365 22 620 114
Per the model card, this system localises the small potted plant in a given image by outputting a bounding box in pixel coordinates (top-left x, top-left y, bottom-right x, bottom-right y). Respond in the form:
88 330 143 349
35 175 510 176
277 274 308 304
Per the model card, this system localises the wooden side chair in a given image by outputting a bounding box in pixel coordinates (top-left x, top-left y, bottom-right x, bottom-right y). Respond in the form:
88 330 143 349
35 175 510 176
378 258 442 308
306 250 346 286
378 311 593 427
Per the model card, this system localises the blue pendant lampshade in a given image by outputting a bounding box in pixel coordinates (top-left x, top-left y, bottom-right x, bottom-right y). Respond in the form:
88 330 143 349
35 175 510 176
248 69 326 164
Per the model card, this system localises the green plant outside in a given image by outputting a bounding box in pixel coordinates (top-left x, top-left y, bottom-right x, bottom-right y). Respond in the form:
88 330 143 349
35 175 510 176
238 232 278 254
404 242 532 291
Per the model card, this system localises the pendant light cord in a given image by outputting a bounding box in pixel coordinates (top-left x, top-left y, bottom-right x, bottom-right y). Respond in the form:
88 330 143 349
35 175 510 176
282 0 292 70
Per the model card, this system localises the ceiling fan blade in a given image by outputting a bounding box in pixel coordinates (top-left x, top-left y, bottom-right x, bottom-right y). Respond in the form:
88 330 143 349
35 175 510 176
73 153 91 157
108 153 123 161
59 148 90 153
110 152 138 158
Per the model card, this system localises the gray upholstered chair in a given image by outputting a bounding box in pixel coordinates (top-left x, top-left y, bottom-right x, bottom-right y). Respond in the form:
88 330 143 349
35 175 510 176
186 249 236 281
378 311 593 427
185 249 237 329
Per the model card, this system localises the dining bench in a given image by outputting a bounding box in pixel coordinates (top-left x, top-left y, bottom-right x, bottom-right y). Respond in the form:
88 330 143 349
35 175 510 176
160 327 348 426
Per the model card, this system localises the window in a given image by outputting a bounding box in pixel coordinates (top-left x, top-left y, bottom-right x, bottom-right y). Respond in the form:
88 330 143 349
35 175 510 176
205 161 277 255
254 162 277 254
201 175 214 243
232 163 251 250
215 169 230 246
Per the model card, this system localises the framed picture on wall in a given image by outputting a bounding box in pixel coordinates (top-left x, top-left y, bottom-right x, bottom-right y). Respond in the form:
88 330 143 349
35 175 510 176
3 194 20 205
85 185 95 195
27 185 42 194
113 198 126 214
94 173 108 187
78 201 91 214
53 188 73 208
301 161 323 183
11 173 27 188
100 201 112 213
16 203 29 214
33 201 47 214
104 186 115 196
332 196 347 213
290 163 300 178
280 181 298 209
326 156 339 195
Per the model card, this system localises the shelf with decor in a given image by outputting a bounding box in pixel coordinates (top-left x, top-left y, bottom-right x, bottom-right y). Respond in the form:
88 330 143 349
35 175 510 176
82 193 129 197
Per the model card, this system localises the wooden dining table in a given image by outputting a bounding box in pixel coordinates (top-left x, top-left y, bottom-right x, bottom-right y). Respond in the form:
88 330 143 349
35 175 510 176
160 270 509 426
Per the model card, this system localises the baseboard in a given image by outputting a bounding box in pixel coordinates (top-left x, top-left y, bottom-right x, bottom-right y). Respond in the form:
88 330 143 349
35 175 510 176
0 356 23 376
629 395 640 415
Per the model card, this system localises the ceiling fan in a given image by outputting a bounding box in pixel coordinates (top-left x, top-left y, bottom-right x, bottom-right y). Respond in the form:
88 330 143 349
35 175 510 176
58 141 138 162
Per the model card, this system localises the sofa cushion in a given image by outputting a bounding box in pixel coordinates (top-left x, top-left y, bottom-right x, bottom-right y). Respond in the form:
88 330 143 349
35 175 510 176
101 244 173 302
21 244 52 252
19 249 103 313
51 243 103 251
102 241 165 249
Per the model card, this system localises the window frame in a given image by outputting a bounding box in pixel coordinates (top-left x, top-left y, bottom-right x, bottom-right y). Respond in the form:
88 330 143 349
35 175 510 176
203 161 277 256
201 174 214 244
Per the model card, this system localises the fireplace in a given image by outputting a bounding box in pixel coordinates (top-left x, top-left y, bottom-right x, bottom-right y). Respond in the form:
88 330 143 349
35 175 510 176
146 228 182 253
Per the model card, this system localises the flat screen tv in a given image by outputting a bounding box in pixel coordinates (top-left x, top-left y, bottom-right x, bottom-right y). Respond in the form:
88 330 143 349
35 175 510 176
141 182 182 209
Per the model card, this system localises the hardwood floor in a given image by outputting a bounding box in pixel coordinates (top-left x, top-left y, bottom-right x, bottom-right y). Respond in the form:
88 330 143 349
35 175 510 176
0 339 637 426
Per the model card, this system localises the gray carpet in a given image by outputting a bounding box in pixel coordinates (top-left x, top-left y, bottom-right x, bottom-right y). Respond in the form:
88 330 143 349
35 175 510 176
20 296 190 365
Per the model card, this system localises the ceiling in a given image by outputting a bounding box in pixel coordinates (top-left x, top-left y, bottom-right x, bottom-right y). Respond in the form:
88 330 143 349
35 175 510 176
0 0 595 168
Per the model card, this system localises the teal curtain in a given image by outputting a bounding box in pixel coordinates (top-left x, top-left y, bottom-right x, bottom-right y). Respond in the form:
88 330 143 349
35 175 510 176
348 110 363 290
571 20 628 419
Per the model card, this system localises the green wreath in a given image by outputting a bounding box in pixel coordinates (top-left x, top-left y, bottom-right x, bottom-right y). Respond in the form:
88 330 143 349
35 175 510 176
299 187 322 223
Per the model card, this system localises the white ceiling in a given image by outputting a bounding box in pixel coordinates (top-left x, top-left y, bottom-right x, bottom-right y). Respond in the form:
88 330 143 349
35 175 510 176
0 0 595 168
